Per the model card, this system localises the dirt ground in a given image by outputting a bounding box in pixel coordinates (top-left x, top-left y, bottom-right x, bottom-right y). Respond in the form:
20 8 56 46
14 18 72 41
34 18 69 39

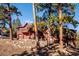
0 39 37 56
0 39 79 56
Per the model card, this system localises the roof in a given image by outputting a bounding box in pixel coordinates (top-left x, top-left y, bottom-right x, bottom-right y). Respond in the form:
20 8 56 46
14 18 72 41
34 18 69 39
17 23 28 28
17 23 33 32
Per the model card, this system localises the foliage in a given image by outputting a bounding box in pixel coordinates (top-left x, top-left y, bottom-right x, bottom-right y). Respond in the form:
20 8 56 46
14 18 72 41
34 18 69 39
35 3 79 32
12 17 21 37
0 3 22 38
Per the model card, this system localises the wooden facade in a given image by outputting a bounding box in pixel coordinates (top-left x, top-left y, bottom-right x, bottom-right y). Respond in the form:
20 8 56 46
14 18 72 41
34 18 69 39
17 23 35 40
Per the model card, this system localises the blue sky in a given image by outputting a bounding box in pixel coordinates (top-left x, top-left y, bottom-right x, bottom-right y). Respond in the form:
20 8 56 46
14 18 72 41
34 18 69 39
11 3 79 31
12 3 33 25
74 4 79 31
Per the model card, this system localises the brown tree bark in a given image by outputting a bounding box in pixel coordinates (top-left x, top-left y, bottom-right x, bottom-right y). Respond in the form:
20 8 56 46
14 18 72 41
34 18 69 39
9 17 13 40
58 3 63 51
7 3 13 40
32 3 38 40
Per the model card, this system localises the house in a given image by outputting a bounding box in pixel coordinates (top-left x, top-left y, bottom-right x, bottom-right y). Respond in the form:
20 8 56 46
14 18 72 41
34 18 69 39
17 22 45 40
17 23 35 40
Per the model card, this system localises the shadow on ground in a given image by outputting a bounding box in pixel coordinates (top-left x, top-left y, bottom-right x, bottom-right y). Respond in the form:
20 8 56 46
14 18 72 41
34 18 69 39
12 44 79 56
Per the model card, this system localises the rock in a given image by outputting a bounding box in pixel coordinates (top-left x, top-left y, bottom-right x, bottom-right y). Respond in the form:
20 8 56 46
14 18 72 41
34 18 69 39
39 41 47 47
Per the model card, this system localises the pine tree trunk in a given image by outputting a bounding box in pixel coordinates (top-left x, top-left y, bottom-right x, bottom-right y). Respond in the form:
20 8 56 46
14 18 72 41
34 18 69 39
9 18 13 40
58 3 63 51
47 7 52 46
47 24 51 46
32 3 38 41
7 3 13 40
